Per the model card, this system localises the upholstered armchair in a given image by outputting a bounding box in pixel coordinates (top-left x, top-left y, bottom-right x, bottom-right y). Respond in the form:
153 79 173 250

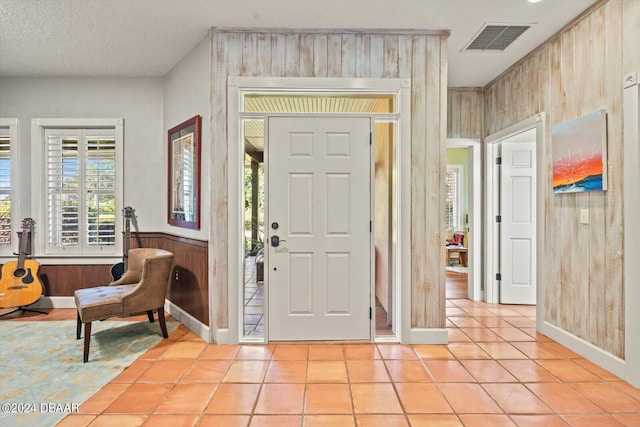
74 248 175 362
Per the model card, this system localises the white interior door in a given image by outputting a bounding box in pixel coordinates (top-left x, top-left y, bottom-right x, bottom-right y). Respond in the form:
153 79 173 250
267 116 372 340
500 140 537 304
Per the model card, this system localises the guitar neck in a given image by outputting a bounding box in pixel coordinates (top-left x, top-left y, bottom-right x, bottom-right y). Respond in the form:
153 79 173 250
123 218 131 270
17 229 29 270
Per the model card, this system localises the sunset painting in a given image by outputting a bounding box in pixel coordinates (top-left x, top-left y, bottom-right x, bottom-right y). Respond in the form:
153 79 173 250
552 110 607 193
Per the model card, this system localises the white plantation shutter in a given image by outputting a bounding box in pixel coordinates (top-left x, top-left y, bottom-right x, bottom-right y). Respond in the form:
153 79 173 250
0 133 10 247
85 134 116 247
445 165 463 230
180 140 195 219
45 128 116 254
47 130 80 249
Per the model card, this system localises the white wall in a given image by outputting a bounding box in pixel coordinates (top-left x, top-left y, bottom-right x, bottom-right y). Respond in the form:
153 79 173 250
162 33 211 239
0 77 165 231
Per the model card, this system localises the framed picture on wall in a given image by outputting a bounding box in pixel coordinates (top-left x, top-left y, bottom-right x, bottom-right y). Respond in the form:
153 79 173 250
168 115 201 229
552 110 608 193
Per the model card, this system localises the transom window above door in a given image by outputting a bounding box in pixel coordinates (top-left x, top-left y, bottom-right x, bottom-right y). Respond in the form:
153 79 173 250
243 93 396 114
241 92 398 153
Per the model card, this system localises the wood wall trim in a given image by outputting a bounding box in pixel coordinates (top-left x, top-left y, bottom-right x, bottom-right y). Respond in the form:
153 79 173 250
214 27 450 37
137 232 208 248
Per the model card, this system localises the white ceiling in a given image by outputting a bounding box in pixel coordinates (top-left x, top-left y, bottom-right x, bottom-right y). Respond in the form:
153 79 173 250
0 0 597 87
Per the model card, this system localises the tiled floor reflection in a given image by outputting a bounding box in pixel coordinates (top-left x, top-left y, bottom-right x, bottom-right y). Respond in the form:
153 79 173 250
244 256 264 336
243 256 394 338
4 272 639 426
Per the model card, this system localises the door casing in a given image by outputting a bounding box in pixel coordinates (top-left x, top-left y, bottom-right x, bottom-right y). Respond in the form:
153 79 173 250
484 114 545 312
225 77 411 345
446 138 482 301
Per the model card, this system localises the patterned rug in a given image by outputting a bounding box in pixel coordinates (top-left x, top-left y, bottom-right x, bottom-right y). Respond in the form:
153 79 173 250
446 265 468 274
0 320 177 427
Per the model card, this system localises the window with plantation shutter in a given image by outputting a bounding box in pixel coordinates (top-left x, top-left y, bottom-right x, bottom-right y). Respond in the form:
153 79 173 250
45 128 117 254
30 118 123 259
0 132 11 249
445 165 463 231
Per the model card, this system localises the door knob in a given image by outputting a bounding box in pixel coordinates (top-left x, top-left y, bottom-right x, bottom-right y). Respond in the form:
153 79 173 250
270 235 286 247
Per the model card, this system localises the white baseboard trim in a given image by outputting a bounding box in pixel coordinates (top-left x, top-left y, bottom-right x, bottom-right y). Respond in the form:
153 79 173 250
541 321 626 379
164 300 210 343
375 335 400 343
407 328 448 344
215 328 234 344
30 296 76 309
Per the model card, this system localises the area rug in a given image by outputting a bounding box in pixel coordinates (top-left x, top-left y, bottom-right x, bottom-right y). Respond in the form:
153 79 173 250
0 320 178 427
446 265 468 274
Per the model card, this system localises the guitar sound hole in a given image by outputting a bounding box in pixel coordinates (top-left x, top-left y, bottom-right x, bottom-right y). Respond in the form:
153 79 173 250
13 268 26 278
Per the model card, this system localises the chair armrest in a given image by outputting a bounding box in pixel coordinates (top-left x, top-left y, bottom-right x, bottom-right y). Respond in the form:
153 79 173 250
109 269 142 286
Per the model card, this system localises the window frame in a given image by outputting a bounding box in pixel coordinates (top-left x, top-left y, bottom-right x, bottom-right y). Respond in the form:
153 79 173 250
0 118 19 258
31 118 124 263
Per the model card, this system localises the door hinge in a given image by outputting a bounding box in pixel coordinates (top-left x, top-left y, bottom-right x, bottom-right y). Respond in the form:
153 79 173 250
369 307 372 319
496 273 502 281
370 221 372 232
496 157 502 165
370 132 372 145
496 215 502 223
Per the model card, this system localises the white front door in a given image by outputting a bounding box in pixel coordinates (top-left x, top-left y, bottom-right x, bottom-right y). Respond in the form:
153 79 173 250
500 140 537 304
267 116 371 340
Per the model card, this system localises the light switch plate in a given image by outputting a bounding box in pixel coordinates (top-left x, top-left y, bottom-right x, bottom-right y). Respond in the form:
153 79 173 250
580 209 589 224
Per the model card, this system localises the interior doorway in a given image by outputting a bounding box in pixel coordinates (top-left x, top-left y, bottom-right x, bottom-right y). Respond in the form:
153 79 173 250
445 138 481 301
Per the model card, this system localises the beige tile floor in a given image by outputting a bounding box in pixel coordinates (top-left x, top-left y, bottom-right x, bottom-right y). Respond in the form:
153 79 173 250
3 273 639 426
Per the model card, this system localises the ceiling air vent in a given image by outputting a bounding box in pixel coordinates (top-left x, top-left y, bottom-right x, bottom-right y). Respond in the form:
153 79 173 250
464 24 531 51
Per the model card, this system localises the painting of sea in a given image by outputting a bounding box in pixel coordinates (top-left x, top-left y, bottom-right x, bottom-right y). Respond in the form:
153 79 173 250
552 110 607 193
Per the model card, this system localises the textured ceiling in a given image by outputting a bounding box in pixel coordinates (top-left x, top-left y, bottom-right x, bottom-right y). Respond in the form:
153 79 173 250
0 0 597 86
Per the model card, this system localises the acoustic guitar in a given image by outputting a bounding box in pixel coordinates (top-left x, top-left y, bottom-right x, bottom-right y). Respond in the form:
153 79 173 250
110 206 136 281
0 218 44 308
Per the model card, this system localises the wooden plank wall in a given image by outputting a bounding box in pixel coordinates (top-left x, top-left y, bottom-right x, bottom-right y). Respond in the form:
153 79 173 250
622 0 640 76
483 0 626 358
210 29 448 332
447 88 484 139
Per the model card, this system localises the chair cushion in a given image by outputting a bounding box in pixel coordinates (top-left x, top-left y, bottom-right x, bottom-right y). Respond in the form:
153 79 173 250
74 285 135 323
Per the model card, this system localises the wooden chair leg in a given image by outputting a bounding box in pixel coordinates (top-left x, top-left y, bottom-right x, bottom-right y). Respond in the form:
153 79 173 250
147 310 155 323
157 307 168 339
76 311 82 340
83 321 92 363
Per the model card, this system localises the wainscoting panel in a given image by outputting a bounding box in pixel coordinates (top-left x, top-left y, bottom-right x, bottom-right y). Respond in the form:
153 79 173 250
30 233 209 326
39 265 113 296
135 233 209 326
